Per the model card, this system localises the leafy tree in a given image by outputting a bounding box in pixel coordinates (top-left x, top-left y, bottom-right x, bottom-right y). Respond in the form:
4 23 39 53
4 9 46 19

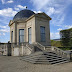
60 28 72 47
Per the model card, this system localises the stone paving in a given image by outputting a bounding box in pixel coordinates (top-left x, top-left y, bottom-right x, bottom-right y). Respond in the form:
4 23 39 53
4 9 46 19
0 56 72 72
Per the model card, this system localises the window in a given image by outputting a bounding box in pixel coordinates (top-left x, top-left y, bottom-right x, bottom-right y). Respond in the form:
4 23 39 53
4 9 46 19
40 26 45 42
28 27 32 44
19 29 24 43
11 31 13 43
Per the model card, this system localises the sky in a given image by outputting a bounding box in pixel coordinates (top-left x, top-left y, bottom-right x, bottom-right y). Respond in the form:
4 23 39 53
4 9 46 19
0 0 72 43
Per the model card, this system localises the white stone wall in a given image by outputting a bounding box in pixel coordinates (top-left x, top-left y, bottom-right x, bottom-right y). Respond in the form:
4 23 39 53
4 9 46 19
11 45 32 56
0 44 8 56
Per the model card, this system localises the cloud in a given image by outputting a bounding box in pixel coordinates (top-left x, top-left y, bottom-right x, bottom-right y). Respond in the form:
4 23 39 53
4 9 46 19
31 0 50 10
1 0 5 4
46 7 55 16
14 5 27 11
0 33 2 36
3 33 5 35
0 25 9 33
7 0 14 3
1 0 14 4
33 11 42 13
0 8 17 17
50 32 60 39
31 0 72 10
0 29 9 33
57 25 61 27
31 0 72 26
65 25 72 29
51 14 65 26
17 5 26 9
57 28 62 31
0 25 7 28
14 8 19 11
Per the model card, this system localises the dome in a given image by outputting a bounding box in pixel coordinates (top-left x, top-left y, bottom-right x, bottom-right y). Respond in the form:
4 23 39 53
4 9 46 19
13 9 35 20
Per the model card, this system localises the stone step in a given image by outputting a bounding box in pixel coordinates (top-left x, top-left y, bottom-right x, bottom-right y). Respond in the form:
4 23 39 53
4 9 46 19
34 61 50 64
20 51 69 65
21 57 68 64
21 58 38 64
21 57 65 62
21 53 65 61
50 59 68 64
22 52 61 59
22 57 68 64
51 61 68 65
21 55 62 60
47 58 67 61
21 56 68 64
22 58 50 64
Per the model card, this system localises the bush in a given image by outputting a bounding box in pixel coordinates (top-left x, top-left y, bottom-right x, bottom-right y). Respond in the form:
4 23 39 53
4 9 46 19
51 40 62 47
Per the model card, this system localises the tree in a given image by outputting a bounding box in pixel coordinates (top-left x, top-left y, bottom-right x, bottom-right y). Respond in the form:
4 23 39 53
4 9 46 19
60 28 72 47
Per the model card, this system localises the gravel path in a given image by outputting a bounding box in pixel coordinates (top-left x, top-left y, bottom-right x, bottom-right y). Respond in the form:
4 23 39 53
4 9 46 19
0 56 72 72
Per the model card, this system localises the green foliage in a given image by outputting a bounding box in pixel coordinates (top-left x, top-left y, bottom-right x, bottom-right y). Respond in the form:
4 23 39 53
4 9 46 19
51 40 72 50
60 28 72 47
51 40 62 47
59 47 72 50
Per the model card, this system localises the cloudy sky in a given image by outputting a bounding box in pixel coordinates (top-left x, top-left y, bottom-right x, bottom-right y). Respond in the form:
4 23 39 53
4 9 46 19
0 0 72 42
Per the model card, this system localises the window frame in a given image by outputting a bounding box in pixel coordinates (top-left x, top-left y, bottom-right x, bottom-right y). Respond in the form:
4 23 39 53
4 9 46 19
28 27 32 44
40 26 46 42
11 31 13 43
19 29 24 43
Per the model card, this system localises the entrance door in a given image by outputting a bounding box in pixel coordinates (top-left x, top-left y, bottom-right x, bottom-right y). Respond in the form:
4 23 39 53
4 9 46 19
28 27 32 44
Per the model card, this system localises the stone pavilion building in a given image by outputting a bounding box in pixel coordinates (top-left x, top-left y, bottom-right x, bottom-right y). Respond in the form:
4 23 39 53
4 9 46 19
9 9 51 46
0 9 71 65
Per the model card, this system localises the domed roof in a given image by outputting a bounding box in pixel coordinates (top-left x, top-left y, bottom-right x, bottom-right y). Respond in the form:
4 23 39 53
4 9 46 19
13 9 35 20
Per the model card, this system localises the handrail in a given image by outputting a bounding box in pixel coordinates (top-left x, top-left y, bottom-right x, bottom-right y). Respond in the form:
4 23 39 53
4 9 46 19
35 42 45 50
26 43 34 52
51 46 70 61
0 50 4 52
11 42 28 48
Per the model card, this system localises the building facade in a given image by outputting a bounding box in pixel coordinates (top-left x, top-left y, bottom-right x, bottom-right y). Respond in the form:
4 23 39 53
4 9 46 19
9 9 51 46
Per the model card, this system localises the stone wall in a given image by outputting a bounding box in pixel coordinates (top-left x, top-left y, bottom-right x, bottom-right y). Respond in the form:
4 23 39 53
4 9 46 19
11 43 33 56
0 43 33 56
0 43 8 56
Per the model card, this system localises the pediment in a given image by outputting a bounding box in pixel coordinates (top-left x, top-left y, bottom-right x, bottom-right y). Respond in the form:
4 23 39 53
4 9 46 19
35 12 52 20
9 20 14 26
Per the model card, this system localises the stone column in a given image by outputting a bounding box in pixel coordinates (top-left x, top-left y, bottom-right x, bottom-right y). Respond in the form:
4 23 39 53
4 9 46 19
13 22 17 43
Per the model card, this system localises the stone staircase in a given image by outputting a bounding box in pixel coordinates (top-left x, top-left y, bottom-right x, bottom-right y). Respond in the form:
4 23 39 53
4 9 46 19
20 42 70 64
20 51 68 65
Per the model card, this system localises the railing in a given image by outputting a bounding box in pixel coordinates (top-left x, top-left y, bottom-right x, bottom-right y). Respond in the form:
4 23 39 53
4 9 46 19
11 42 34 52
11 42 28 48
35 42 45 51
0 50 4 54
0 43 8 55
26 43 34 51
51 46 71 61
34 42 71 61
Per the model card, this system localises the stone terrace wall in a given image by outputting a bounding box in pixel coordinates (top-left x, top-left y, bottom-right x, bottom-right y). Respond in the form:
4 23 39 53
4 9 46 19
11 43 32 56
0 43 11 56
